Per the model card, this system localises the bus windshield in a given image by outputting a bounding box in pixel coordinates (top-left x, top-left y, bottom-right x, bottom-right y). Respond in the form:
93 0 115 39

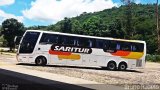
19 32 40 53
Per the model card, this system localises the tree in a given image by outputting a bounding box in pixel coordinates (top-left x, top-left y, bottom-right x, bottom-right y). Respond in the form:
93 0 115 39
121 0 134 38
71 19 83 34
26 25 47 30
1 18 25 51
42 4 158 54
61 17 72 33
108 19 125 38
156 0 160 53
83 16 107 36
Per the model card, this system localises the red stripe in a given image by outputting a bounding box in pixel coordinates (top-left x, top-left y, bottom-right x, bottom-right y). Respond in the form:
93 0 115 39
49 50 71 55
111 50 130 56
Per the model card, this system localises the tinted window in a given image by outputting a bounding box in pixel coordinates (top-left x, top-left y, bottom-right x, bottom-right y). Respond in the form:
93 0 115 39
102 40 117 53
96 39 117 50
118 42 131 51
59 35 76 46
39 33 58 44
77 38 94 48
131 43 144 52
107 40 117 50
96 39 105 48
19 32 40 53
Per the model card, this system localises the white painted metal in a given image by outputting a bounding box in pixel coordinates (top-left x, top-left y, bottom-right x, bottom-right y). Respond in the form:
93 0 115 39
17 30 146 69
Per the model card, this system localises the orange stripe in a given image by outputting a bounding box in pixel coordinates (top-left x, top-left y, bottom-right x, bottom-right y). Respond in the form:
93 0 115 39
58 54 81 60
110 50 144 59
122 52 144 59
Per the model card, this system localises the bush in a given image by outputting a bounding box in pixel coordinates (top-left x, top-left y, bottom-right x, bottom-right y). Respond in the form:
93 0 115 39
146 54 160 62
0 42 2 47
0 36 8 47
0 49 4 52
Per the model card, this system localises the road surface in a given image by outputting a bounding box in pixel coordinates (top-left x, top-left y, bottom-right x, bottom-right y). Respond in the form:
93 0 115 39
0 54 125 90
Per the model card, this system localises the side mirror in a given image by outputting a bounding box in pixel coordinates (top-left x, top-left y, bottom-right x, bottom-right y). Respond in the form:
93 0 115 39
14 36 22 45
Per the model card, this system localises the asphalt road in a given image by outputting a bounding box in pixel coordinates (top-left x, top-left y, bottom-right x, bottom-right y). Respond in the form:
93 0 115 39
0 68 93 90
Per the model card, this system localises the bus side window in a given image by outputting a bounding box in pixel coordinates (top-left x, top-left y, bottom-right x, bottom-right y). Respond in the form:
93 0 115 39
60 35 76 46
120 42 131 51
39 33 58 44
67 36 76 46
96 39 104 48
132 43 144 52
84 38 94 48
103 40 117 53
108 41 117 51
77 38 85 47
90 39 95 48
69 37 77 46
49 35 58 44
77 38 93 48
60 36 67 45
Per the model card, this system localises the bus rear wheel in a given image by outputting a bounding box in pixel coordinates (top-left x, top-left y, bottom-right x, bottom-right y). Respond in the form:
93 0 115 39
107 61 117 70
35 56 47 66
118 62 127 71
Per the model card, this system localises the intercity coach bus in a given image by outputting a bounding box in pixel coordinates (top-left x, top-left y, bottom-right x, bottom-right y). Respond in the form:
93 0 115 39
16 30 146 70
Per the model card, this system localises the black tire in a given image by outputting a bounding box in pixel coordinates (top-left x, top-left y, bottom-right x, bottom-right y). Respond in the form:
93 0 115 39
118 62 127 71
35 56 47 66
107 61 117 70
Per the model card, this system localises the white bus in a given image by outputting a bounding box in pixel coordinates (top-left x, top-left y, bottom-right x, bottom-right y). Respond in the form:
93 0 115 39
16 30 146 70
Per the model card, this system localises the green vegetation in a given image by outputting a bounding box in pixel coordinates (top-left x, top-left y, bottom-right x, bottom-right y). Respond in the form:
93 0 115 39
146 54 160 62
0 4 160 62
26 25 47 30
1 18 25 51
47 4 157 54
0 36 7 47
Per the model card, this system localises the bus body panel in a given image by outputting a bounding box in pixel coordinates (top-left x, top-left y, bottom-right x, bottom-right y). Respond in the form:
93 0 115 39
17 30 146 70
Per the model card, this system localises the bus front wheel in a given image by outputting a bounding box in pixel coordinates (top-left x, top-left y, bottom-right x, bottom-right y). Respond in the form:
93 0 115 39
35 56 47 66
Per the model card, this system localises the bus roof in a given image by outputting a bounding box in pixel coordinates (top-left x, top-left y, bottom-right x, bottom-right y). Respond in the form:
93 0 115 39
26 30 146 44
